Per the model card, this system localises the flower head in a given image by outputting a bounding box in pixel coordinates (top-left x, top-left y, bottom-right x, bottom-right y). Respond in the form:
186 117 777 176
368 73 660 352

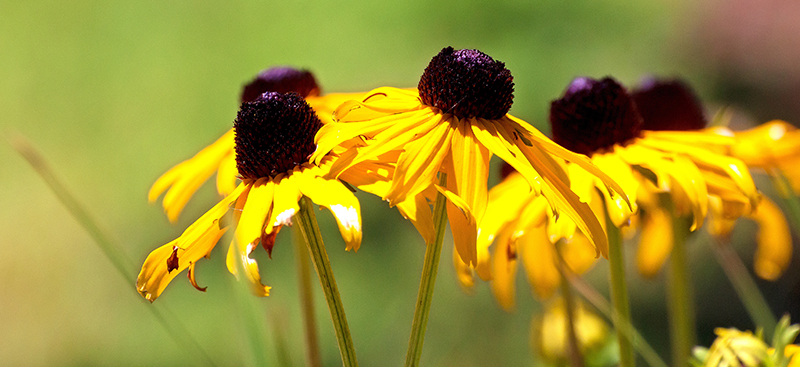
462 76 761 306
137 92 365 302
313 47 627 267
148 67 365 223
631 77 707 131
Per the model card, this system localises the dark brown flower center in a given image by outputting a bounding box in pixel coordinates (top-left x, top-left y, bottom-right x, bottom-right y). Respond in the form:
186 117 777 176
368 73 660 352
234 92 322 179
240 67 321 103
549 77 643 156
418 47 514 120
631 78 707 131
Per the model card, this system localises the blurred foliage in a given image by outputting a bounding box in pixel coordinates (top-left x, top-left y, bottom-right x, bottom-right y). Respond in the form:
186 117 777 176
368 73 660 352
2 0 795 366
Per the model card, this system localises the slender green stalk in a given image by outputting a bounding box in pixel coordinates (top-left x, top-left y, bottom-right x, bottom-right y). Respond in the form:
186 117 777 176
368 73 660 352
292 224 322 367
711 238 777 336
770 169 800 234
8 133 216 366
567 273 668 367
296 196 357 367
606 215 635 367
405 173 448 367
667 214 695 367
556 241 585 367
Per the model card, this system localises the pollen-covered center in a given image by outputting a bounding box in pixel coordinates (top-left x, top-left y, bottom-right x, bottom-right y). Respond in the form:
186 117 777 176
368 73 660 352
234 92 323 180
418 47 514 120
631 78 707 131
549 77 643 156
240 67 321 103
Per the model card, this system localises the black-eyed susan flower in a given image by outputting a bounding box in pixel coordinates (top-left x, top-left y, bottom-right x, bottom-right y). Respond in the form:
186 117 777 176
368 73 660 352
148 67 365 223
137 92 368 301
632 78 792 280
312 47 627 266
463 76 761 308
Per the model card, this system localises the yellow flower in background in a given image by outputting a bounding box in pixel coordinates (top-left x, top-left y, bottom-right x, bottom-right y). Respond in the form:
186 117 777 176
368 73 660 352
531 297 610 364
138 92 371 301
312 47 627 266
460 77 761 308
633 79 793 280
702 328 770 367
148 67 365 223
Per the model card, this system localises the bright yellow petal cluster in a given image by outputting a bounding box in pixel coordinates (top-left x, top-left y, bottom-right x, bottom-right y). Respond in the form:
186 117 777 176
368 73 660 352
728 120 800 193
137 156 363 302
312 87 628 267
702 328 769 367
148 92 364 223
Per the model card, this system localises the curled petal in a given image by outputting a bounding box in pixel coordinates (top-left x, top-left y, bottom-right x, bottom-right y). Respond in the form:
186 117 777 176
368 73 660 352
750 197 792 280
225 239 271 297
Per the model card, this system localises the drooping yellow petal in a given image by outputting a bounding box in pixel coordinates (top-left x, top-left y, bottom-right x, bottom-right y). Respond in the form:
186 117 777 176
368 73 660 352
636 204 674 278
386 118 453 205
750 197 792 280
470 118 543 196
225 239 270 297
520 226 560 299
266 173 301 232
435 181 478 266
560 234 599 276
491 229 518 311
234 178 274 252
396 194 435 245
454 246 476 289
448 119 492 225
149 129 236 223
298 173 363 251
216 152 238 196
591 153 639 228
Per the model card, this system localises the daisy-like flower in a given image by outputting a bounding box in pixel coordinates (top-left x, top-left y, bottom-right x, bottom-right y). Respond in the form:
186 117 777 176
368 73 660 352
137 92 367 302
463 76 760 307
633 78 792 280
148 67 364 223
312 47 627 266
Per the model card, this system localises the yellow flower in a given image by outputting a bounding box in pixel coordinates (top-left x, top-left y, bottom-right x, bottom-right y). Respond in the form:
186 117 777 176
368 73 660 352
312 47 627 266
702 328 769 367
633 79 792 280
137 92 370 301
464 77 760 307
531 297 610 364
148 67 365 223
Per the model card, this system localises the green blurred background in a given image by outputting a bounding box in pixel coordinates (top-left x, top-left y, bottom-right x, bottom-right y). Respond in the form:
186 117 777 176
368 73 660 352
2 0 799 365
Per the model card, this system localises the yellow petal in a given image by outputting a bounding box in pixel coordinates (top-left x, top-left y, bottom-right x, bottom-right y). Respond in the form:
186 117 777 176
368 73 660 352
305 92 368 125
491 229 518 311
435 182 478 266
225 239 271 297
215 152 238 196
470 118 542 196
520 226 560 299
750 197 792 280
454 246 476 289
298 173 363 251
266 173 301 231
386 118 453 205
560 234 599 276
234 178 274 252
592 153 639 228
396 194 435 245
636 204 673 278
448 119 492 224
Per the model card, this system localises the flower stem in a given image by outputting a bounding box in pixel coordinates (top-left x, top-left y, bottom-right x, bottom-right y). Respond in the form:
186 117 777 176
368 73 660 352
405 173 448 367
711 237 777 336
292 224 322 367
296 196 358 367
8 133 217 366
606 216 636 367
567 273 668 367
557 241 585 367
667 214 695 367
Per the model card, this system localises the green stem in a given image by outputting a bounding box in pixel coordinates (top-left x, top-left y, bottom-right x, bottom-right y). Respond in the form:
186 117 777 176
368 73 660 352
556 241 585 367
567 273 668 367
770 169 800 235
296 196 358 367
405 173 448 367
606 216 636 367
8 133 216 366
711 238 777 336
667 214 695 367
292 224 322 367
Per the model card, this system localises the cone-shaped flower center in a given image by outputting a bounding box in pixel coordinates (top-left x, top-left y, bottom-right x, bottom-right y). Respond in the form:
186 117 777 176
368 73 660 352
550 77 643 156
631 78 707 131
240 67 321 103
418 47 514 120
234 92 323 179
